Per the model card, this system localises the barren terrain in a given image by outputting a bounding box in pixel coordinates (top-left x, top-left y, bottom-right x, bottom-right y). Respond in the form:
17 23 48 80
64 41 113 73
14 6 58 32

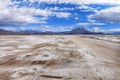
0 35 120 80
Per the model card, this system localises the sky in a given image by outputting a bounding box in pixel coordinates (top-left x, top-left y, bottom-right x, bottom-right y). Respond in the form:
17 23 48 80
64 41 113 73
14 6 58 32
0 0 120 32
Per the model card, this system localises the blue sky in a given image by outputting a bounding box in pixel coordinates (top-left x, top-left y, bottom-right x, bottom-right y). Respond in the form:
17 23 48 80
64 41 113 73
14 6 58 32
0 0 120 32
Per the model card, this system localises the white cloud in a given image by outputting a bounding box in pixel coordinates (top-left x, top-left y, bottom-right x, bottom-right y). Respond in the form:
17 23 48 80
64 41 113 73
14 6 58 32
48 7 74 11
91 27 105 32
75 17 79 20
89 6 120 23
76 4 98 12
1 0 120 26
27 0 120 5
108 28 120 32
53 12 71 18
39 25 73 32
77 22 105 27
1 25 73 32
0 7 50 26
91 27 120 32
0 0 52 26
0 0 71 26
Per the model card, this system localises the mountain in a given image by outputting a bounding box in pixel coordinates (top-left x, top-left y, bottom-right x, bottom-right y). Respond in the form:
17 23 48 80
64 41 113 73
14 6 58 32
19 30 40 34
112 32 120 34
60 28 94 34
0 29 15 34
0 28 103 35
41 31 56 34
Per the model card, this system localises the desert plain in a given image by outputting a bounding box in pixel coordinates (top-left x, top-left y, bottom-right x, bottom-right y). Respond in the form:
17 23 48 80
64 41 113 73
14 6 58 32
0 35 120 80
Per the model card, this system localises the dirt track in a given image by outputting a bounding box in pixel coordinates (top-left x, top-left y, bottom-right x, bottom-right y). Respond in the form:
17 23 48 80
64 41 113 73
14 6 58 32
0 35 120 80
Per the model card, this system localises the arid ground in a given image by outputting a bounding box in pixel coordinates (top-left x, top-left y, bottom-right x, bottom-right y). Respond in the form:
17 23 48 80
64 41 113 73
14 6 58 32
0 35 120 80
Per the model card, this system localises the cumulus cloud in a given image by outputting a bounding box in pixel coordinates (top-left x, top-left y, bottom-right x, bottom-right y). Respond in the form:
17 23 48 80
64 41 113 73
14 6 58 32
0 0 50 26
88 6 120 23
0 0 71 26
0 7 50 26
1 0 120 27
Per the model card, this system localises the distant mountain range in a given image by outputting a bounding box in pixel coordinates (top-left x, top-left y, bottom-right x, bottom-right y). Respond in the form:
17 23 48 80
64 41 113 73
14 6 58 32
0 29 15 34
112 32 120 34
0 28 118 35
58 28 98 34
